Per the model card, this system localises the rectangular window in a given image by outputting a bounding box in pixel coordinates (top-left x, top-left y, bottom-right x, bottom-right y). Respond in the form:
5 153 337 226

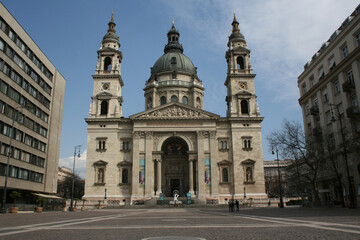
15 37 26 53
310 76 315 87
342 45 349 58
32 56 41 68
347 70 354 84
10 166 18 178
328 56 335 69
2 63 10 76
5 45 12 58
15 130 23 141
0 18 7 32
334 80 341 93
0 81 8 94
0 144 8 155
8 87 20 103
13 54 25 69
318 67 325 79
8 29 15 41
323 89 328 102
10 70 22 85
356 33 360 47
0 38 4 51
302 83 307 94
314 98 319 109
22 80 29 91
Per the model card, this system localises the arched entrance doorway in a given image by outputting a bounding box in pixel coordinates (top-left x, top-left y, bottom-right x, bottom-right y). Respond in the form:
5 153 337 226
160 137 189 197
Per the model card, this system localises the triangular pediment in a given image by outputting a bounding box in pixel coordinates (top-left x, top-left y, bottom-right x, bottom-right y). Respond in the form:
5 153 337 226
236 90 252 96
241 159 256 165
93 160 108 166
95 91 113 99
130 102 219 120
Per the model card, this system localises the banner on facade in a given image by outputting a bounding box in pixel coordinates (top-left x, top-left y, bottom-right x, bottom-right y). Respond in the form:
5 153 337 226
204 158 211 186
139 158 145 187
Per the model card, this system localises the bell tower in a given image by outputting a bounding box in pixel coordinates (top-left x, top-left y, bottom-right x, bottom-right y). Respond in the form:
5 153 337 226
225 12 260 118
89 12 124 118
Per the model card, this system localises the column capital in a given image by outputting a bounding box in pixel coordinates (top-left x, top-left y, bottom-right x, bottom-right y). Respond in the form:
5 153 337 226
133 131 145 139
145 131 153 139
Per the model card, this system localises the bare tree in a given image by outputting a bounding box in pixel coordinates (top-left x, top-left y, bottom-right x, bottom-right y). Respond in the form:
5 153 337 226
267 120 323 206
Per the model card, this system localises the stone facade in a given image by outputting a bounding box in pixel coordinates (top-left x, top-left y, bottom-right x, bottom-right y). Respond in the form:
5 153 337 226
84 13 267 204
298 5 360 207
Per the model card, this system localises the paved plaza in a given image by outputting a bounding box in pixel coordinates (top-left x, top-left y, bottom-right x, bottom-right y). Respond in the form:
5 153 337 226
0 207 359 240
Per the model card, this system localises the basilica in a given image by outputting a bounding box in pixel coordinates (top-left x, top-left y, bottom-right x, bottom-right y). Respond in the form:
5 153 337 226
83 13 267 204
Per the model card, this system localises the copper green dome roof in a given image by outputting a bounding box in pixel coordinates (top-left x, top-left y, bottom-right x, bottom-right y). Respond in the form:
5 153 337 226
151 20 196 75
151 51 196 75
102 12 119 42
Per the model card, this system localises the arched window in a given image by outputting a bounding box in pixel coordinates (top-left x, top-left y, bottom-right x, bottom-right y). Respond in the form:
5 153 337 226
100 101 108 115
171 95 178 102
182 96 188 105
160 96 166 105
122 169 128 184
237 56 244 70
222 168 229 183
241 100 249 114
104 57 112 71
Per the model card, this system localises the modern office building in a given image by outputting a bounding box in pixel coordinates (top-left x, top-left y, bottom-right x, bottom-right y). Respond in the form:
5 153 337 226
298 4 360 207
84 13 267 205
0 2 66 206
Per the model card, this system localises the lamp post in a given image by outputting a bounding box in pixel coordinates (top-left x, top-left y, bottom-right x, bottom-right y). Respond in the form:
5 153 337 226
330 104 356 209
69 145 81 211
243 187 246 199
1 105 25 213
272 146 284 208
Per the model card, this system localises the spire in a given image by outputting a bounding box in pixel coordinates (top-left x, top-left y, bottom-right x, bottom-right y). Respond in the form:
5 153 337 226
229 11 245 41
164 18 183 53
103 11 119 42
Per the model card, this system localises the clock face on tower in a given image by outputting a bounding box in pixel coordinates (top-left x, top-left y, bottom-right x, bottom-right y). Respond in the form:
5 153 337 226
101 82 110 91
239 82 247 89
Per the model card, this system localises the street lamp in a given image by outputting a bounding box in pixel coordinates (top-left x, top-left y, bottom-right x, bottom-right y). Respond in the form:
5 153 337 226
1 105 26 213
69 145 81 211
330 104 356 209
243 187 246 199
272 146 284 208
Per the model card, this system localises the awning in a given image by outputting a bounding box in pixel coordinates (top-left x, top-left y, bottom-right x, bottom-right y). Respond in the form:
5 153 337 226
33 193 63 199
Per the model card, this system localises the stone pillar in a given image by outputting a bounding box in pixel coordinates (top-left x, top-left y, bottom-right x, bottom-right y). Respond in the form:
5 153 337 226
145 131 153 197
131 131 142 199
188 159 195 195
157 159 162 194
209 131 219 197
196 131 206 198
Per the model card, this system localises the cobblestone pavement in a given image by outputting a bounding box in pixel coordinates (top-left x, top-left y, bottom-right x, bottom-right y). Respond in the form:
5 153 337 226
0 207 359 240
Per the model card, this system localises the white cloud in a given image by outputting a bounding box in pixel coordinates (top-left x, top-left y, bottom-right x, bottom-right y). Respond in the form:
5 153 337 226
160 0 359 108
59 149 87 179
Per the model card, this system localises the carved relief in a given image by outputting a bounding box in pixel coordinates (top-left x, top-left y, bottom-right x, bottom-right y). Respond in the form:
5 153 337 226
133 131 145 139
209 131 216 138
138 106 211 119
145 131 153 139
197 131 209 139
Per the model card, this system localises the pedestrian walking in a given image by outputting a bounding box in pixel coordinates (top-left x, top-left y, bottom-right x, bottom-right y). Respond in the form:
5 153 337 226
235 200 239 211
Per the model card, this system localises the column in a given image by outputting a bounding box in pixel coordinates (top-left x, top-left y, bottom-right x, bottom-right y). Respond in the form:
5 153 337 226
157 159 162 194
145 131 153 197
196 131 206 198
209 131 219 196
131 131 141 199
188 159 195 195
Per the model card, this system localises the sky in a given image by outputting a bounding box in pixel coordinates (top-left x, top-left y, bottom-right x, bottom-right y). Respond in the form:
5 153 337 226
2 0 359 178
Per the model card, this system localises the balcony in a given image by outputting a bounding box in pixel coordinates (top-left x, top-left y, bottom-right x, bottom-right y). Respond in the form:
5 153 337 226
310 106 319 115
346 106 360 119
342 80 355 92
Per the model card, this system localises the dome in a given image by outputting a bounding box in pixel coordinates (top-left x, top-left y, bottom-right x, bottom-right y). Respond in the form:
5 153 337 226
151 51 196 75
